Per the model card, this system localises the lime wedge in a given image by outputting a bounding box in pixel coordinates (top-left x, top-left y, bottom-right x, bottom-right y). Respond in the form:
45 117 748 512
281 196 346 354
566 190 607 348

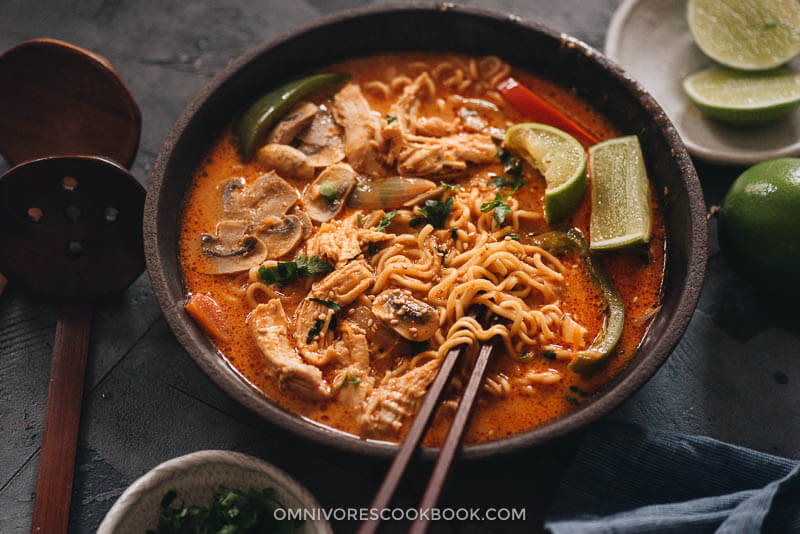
505 123 587 224
687 0 800 70
588 136 652 251
683 67 800 124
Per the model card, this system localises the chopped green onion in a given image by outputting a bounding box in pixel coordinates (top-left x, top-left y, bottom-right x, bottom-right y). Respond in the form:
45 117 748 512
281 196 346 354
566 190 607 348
319 182 338 202
331 372 360 394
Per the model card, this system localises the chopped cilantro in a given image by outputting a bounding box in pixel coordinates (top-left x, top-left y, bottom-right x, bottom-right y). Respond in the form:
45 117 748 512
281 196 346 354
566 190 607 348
331 372 360 394
357 213 364 227
385 114 397 124
306 318 324 344
433 245 448 265
318 182 338 202
569 385 589 397
258 255 332 287
541 349 556 360
440 181 459 191
489 174 527 193
376 211 398 232
519 352 532 361
308 298 341 311
295 255 332 275
366 242 381 256
496 148 524 178
410 198 453 229
451 227 459 240
480 192 512 225
506 233 520 241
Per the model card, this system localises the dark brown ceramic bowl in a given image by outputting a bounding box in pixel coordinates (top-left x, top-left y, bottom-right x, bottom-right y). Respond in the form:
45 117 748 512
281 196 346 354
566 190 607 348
145 5 707 459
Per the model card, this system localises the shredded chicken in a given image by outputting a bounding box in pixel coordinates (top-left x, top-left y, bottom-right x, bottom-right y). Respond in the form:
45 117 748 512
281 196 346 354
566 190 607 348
248 299 328 400
331 83 386 177
361 359 441 435
329 321 375 407
415 116 455 137
382 73 496 175
305 218 392 266
293 259 376 366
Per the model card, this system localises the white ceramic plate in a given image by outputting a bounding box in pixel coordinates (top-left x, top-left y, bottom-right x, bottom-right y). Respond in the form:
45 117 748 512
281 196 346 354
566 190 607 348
97 450 332 534
606 0 800 165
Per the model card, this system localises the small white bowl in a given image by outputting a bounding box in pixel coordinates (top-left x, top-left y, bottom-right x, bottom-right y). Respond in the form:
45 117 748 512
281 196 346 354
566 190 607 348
97 450 332 534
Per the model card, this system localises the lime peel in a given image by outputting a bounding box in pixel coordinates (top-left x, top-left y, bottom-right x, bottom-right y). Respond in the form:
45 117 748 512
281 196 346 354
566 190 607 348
588 136 652 252
683 67 800 124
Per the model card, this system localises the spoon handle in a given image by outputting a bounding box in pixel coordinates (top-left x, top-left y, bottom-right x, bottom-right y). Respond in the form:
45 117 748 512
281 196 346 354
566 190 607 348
31 300 93 534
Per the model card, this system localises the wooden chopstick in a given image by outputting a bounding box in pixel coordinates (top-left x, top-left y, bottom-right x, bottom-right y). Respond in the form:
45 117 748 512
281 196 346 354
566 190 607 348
357 311 479 534
360 309 502 534
409 330 500 534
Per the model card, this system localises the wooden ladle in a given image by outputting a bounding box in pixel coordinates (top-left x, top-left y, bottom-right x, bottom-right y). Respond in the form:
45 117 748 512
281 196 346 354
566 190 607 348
0 38 141 168
0 38 142 299
0 156 146 534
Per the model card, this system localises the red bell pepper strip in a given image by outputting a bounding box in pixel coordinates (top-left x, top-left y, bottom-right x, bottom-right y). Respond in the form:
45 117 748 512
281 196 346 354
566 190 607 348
496 77 600 148
185 293 228 340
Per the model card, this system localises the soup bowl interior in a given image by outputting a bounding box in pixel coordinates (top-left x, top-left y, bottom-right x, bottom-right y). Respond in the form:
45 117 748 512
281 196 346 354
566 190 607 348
145 5 706 459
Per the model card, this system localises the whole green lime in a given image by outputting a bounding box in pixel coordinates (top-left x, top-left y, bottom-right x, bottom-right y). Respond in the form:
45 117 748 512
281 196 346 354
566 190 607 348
718 158 800 294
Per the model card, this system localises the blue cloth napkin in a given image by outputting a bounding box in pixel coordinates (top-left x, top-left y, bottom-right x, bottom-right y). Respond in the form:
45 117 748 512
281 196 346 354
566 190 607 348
545 421 800 533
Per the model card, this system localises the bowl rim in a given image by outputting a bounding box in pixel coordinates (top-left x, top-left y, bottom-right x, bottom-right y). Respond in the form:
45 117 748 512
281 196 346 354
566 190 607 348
145 3 707 459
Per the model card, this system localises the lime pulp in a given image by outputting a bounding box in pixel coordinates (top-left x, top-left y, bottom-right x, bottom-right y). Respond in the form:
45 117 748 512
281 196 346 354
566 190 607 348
504 123 587 224
588 136 652 251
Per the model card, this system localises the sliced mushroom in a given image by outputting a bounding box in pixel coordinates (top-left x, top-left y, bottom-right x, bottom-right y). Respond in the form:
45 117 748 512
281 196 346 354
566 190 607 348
266 101 318 145
291 207 313 237
303 162 356 223
348 304 402 357
296 107 345 167
347 176 437 209
254 214 303 259
222 171 298 223
221 177 246 211
200 220 267 274
372 289 439 341
256 144 314 182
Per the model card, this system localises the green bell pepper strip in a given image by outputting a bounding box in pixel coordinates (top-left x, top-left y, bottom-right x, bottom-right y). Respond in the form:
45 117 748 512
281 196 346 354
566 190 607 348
233 72 349 160
531 228 625 374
